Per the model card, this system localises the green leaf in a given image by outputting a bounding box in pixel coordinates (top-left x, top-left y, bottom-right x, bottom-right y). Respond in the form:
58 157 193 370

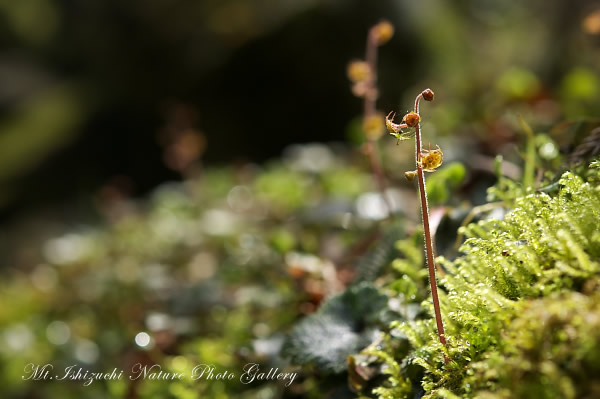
426 162 466 205
283 283 389 373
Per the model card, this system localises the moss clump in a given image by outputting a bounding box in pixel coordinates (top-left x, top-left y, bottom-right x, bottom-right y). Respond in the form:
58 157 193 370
369 164 600 398
464 289 600 399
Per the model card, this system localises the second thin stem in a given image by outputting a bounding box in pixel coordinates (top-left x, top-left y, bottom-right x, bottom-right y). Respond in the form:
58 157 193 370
364 27 392 216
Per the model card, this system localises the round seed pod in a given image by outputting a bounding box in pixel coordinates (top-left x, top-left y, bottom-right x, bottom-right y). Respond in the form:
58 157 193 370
422 88 435 101
402 112 421 127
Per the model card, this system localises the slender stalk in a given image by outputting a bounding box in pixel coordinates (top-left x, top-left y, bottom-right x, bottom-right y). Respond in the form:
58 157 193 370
363 27 392 216
414 93 449 364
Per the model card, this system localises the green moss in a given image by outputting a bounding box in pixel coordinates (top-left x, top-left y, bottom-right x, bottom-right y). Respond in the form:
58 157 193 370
464 290 600 399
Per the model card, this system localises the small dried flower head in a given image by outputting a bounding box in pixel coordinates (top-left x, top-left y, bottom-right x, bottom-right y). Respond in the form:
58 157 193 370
362 113 385 140
420 145 443 172
347 61 371 83
404 170 417 181
402 112 421 127
386 111 414 143
422 88 435 101
371 20 394 45
386 111 399 133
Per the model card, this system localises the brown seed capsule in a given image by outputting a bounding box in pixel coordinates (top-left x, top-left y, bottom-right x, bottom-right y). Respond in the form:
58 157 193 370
405 170 417 181
402 112 421 127
422 88 435 101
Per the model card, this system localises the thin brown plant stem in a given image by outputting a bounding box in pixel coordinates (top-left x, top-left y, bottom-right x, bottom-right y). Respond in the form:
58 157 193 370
414 92 449 364
364 30 377 118
364 27 392 217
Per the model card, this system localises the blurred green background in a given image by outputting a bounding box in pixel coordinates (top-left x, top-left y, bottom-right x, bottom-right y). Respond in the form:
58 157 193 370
1 0 600 398
1 0 598 218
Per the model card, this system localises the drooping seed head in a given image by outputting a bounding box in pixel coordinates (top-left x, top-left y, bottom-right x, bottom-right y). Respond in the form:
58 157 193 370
422 88 435 101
